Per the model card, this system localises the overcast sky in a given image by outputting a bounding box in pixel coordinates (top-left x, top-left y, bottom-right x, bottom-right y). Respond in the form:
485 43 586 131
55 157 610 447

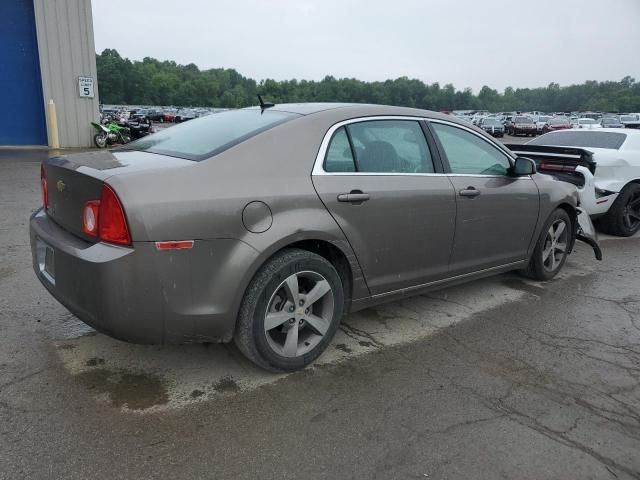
92 0 640 92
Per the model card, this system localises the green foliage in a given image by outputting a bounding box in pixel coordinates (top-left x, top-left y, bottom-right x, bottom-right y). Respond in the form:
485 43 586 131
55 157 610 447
96 50 640 112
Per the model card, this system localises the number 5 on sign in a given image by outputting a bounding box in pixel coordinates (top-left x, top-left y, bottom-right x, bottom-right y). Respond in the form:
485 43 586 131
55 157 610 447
78 77 94 98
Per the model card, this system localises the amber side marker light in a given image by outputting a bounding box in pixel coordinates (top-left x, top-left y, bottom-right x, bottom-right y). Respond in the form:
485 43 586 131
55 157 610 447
155 241 194 251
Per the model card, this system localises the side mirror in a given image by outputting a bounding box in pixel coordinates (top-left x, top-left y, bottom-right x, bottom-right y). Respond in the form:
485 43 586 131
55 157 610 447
513 157 537 176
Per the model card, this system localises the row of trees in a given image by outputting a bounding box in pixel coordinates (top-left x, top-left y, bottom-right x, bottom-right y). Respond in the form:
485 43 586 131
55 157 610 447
96 49 640 112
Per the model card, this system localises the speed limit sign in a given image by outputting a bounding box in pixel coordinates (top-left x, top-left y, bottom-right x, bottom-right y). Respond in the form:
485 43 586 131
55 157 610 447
78 76 94 98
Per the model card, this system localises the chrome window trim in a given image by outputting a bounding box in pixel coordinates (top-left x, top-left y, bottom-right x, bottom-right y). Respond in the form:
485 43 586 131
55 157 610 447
312 116 437 176
312 115 530 179
427 118 517 165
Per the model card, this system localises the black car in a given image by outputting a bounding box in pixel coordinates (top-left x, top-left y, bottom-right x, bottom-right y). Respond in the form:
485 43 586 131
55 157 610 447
478 118 505 137
146 109 165 122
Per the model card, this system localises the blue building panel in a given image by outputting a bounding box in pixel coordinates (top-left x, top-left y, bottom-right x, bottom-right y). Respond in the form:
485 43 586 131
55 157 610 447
0 0 47 145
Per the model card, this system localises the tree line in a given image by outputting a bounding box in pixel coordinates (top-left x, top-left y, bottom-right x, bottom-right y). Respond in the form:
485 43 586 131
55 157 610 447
96 49 640 112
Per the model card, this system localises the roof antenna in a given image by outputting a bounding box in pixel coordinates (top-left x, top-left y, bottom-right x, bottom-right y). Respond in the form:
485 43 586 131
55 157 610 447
257 94 275 112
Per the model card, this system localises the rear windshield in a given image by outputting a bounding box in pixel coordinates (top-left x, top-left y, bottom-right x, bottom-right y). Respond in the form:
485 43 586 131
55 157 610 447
529 131 627 150
482 119 502 126
515 116 532 123
122 109 295 160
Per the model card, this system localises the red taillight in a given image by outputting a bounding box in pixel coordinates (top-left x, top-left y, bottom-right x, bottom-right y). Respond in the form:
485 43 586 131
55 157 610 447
80 184 131 246
41 164 49 210
82 200 100 236
99 184 131 245
539 161 577 172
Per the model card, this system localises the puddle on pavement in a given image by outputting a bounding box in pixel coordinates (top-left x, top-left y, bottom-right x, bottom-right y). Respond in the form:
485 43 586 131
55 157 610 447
53 258 597 413
76 368 169 410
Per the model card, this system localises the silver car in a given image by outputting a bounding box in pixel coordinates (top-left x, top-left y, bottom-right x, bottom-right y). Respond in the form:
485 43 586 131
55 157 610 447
30 103 600 371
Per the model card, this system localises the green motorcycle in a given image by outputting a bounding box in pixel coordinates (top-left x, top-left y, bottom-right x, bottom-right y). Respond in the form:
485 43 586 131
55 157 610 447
91 121 131 148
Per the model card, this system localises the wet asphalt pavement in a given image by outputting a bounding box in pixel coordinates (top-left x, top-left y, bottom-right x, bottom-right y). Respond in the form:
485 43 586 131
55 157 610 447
1 147 639 479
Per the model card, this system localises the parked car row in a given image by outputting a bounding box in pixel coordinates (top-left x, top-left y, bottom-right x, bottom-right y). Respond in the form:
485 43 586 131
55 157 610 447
452 111 640 136
99 105 228 124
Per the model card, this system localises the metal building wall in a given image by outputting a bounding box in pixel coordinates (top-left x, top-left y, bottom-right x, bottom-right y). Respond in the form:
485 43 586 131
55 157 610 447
33 0 99 148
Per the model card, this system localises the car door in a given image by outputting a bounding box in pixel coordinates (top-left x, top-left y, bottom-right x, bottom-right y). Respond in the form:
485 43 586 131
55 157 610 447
312 118 456 295
428 120 540 276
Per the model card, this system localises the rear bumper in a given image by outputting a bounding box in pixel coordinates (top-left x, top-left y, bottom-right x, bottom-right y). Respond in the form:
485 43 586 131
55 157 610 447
30 208 258 344
574 166 619 217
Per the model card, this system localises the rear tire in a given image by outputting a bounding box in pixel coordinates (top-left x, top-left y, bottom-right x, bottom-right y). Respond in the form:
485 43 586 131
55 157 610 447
235 249 345 372
598 183 640 237
522 209 571 281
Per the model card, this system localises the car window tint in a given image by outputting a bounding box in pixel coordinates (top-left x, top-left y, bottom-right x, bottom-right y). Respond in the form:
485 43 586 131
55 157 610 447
432 123 511 175
124 109 297 161
346 120 434 173
528 131 627 150
324 127 355 172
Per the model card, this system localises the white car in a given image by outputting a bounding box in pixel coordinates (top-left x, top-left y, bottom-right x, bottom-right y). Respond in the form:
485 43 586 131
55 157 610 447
525 129 640 236
574 118 603 129
535 115 552 133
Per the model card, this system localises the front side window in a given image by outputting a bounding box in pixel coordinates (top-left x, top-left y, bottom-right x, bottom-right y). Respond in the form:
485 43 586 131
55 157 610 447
431 123 512 176
346 120 434 173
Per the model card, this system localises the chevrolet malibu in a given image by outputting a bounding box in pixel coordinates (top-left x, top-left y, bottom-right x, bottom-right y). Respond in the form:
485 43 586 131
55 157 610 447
31 103 600 371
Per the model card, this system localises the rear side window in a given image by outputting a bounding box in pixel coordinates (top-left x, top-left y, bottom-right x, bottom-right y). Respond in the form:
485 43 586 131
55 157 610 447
324 127 356 172
124 109 297 160
528 131 627 150
347 120 435 173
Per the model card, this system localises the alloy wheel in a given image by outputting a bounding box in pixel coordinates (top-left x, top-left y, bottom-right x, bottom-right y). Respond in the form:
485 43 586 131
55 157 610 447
264 271 334 358
622 190 640 232
542 219 568 272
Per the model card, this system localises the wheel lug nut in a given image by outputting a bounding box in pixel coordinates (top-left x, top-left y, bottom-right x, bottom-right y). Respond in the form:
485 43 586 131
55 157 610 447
305 308 309 314
299 319 303 325
289 318 295 324
289 306 295 312
299 300 304 306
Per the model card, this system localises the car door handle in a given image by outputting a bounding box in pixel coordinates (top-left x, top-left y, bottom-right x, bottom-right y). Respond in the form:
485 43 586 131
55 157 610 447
337 191 370 203
459 187 480 198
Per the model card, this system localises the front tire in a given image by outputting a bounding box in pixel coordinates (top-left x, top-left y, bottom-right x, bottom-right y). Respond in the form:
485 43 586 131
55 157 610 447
235 249 345 372
522 209 571 281
598 183 640 237
93 133 107 148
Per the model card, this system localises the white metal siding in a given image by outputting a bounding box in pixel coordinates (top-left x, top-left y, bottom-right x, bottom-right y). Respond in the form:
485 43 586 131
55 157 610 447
33 0 99 148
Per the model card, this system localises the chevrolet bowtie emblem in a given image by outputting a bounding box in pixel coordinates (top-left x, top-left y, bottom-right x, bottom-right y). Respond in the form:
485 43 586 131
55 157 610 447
56 180 66 192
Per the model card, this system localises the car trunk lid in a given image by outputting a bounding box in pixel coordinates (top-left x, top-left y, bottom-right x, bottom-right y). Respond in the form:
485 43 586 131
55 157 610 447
42 150 193 242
